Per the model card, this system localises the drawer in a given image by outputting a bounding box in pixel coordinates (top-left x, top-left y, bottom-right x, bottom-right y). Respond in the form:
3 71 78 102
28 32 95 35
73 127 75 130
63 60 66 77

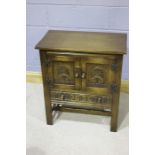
51 91 112 109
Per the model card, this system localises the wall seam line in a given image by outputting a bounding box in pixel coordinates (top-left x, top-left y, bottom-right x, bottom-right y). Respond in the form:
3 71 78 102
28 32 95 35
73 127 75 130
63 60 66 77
26 2 128 8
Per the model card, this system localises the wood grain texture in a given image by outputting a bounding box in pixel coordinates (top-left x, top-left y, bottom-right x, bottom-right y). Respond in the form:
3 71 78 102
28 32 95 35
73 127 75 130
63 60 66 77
51 90 112 109
35 30 127 54
26 71 129 93
39 51 53 125
54 105 112 116
110 55 123 132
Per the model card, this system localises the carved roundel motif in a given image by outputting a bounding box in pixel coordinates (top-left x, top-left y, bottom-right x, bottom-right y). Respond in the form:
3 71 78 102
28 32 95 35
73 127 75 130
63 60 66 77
58 66 70 82
90 66 104 84
87 63 107 87
53 61 74 85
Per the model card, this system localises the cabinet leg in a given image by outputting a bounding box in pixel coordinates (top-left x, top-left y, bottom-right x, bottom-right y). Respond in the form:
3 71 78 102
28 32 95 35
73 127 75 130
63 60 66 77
47 118 53 125
40 51 53 125
110 115 117 132
46 112 53 125
43 98 53 125
110 95 120 132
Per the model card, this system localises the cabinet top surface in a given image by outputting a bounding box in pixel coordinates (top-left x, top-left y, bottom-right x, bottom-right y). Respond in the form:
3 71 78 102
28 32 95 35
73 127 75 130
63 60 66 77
35 30 127 54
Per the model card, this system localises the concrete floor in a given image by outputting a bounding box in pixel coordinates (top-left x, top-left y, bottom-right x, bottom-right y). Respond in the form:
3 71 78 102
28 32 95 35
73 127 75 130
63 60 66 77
26 83 129 155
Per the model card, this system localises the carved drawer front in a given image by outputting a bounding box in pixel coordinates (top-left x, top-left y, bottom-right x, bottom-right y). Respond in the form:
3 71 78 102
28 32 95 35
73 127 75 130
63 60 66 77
45 53 81 90
51 91 112 109
81 55 118 94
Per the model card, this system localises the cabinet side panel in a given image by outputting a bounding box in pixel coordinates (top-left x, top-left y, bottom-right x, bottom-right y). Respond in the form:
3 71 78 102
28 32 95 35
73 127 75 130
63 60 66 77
111 55 123 131
39 50 53 124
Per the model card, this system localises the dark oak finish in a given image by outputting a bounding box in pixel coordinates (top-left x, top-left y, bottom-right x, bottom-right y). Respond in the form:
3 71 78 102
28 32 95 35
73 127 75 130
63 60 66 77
54 105 112 116
35 30 127 132
35 30 126 54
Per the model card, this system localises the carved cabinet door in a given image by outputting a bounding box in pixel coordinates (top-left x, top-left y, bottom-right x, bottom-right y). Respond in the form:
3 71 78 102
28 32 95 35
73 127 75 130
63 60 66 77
81 55 117 94
46 53 81 91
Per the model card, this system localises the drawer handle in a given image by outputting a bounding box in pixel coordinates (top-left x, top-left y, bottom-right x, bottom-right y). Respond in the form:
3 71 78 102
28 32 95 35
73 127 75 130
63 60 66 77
75 72 79 78
81 72 86 79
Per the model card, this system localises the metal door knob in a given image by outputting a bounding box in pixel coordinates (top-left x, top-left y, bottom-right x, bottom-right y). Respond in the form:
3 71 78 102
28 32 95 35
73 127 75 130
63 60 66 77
81 72 86 79
75 72 79 78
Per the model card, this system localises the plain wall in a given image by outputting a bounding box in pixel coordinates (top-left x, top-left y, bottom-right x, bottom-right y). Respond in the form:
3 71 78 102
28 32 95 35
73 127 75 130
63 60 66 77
26 0 129 80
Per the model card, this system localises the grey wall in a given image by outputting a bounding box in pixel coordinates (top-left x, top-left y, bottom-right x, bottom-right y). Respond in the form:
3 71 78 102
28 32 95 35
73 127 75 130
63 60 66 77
26 0 129 80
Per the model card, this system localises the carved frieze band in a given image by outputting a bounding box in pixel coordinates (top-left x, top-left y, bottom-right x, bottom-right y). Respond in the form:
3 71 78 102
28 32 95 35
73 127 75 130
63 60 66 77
51 91 111 104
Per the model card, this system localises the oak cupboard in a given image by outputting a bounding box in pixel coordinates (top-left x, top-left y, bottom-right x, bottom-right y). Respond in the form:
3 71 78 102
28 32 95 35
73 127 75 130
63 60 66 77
35 30 127 132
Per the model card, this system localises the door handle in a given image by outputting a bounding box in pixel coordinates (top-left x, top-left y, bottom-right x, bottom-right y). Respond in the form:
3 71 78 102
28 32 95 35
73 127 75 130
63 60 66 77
81 72 86 79
75 68 81 78
75 72 79 78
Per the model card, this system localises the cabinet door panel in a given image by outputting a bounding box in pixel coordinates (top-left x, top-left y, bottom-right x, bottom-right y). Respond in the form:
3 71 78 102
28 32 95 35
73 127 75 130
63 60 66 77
86 63 109 87
53 61 74 85
46 54 81 90
81 55 117 94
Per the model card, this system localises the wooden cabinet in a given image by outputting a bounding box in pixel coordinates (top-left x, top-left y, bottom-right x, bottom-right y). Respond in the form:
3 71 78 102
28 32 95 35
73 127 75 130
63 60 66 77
35 30 127 132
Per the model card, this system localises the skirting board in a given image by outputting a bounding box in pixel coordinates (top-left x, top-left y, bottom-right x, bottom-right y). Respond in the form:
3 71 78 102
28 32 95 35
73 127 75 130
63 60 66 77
26 71 129 93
